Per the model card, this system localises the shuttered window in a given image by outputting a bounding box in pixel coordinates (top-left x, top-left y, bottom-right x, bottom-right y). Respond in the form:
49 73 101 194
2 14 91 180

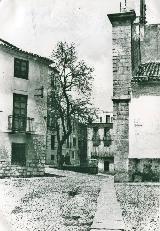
14 58 29 79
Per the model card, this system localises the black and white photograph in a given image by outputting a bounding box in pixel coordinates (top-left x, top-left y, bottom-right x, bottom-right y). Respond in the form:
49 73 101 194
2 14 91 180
0 0 159 230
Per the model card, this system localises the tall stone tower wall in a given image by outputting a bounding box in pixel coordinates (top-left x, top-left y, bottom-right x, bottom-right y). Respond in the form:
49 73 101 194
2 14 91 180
108 11 136 182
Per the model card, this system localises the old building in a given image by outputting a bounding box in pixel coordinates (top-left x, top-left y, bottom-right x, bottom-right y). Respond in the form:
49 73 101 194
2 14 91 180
0 38 52 177
87 112 114 173
46 119 80 167
108 0 160 182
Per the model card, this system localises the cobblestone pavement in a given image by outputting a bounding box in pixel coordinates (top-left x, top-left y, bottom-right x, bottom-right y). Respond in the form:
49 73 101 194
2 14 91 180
115 183 160 231
0 169 108 231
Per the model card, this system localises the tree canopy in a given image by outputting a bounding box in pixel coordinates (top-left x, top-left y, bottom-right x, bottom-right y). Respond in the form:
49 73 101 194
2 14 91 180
48 41 96 167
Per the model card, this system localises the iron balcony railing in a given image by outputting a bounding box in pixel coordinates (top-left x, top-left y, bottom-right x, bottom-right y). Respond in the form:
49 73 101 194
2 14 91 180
8 115 34 133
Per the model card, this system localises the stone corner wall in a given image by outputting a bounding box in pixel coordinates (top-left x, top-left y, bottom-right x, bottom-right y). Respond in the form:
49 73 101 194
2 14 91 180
109 12 135 182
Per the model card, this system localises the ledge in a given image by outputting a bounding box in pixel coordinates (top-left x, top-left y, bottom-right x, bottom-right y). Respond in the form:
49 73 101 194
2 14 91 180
108 10 136 25
112 95 131 101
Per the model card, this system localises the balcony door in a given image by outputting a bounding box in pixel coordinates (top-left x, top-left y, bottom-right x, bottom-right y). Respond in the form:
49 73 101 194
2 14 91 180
13 94 28 132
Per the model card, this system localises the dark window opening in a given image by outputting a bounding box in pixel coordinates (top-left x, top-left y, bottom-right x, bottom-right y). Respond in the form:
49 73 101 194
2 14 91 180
14 58 29 79
51 155 55 161
100 117 102 123
67 138 69 148
51 135 55 150
11 143 26 166
104 128 111 147
93 127 98 134
72 151 75 159
73 137 76 147
106 115 110 123
92 127 100 147
104 161 109 171
65 152 71 165
104 127 110 137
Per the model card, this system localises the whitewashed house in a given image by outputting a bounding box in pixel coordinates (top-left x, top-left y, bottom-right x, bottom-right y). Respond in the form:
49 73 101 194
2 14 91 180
0 38 52 177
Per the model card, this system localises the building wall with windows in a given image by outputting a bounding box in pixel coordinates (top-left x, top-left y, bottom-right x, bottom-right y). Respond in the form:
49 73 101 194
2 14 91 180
0 39 51 177
46 120 80 166
87 113 114 173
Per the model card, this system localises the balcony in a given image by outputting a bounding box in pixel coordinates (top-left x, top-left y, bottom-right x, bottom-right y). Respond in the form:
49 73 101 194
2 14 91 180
8 115 34 133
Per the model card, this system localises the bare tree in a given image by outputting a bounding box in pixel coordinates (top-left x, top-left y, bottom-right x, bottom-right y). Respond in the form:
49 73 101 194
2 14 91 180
48 41 95 168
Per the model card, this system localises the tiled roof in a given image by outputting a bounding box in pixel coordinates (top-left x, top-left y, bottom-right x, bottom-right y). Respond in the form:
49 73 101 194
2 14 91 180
133 62 160 82
0 38 53 64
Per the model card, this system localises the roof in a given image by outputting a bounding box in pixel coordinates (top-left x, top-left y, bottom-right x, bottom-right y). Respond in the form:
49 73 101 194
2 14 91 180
133 62 160 82
0 38 53 64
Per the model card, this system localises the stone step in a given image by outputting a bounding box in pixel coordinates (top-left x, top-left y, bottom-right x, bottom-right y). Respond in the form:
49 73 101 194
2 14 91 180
91 219 125 230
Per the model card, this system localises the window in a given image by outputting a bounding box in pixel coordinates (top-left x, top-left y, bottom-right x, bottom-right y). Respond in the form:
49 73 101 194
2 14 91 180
73 137 76 147
104 127 110 137
51 155 55 161
14 58 29 79
100 117 102 123
67 138 69 148
92 127 100 147
72 151 75 159
104 128 112 147
13 94 28 132
93 127 98 134
104 161 109 171
72 121 75 132
11 143 26 166
51 135 55 150
106 115 110 123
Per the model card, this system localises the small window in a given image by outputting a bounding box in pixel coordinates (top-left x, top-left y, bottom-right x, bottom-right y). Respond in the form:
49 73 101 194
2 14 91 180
104 127 110 137
51 135 55 150
51 155 54 161
73 137 76 147
67 138 69 148
93 127 98 134
72 151 75 159
100 117 102 123
106 115 110 123
11 143 26 166
104 161 109 171
72 121 75 132
14 58 29 79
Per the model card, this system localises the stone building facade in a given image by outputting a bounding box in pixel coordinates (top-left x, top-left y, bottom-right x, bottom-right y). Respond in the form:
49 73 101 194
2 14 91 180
108 0 160 182
87 112 114 173
0 38 52 177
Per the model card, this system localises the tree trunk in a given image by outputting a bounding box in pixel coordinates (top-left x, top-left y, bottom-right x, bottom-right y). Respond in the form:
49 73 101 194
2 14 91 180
57 144 63 169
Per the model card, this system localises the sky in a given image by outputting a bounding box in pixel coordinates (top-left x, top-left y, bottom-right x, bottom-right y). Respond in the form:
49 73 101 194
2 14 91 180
0 0 159 111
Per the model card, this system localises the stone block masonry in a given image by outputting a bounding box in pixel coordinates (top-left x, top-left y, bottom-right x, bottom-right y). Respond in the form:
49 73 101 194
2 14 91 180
0 134 45 178
108 11 136 182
